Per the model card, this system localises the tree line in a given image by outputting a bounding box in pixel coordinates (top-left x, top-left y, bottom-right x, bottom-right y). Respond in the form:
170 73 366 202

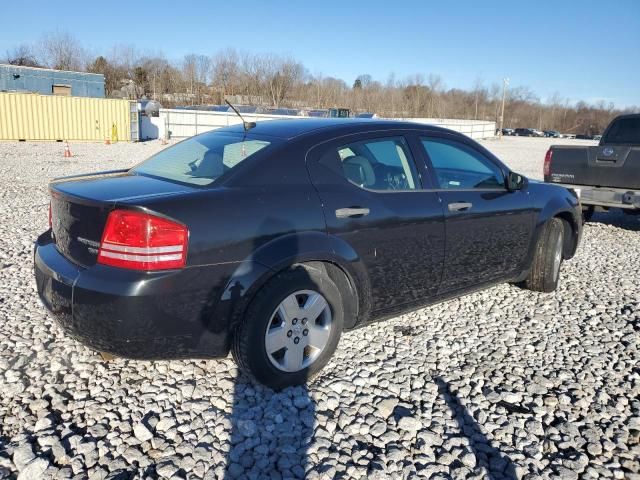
4 31 637 134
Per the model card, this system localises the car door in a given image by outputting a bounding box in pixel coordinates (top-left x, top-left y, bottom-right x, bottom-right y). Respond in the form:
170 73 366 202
307 132 445 316
417 134 534 293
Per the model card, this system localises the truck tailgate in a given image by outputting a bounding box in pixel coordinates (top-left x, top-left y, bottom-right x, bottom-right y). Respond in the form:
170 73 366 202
548 145 640 190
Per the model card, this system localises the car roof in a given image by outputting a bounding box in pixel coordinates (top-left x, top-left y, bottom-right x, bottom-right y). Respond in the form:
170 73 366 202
612 113 640 121
216 118 457 140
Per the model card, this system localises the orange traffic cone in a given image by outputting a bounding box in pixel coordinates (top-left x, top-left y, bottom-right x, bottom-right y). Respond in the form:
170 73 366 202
63 142 72 158
105 138 111 145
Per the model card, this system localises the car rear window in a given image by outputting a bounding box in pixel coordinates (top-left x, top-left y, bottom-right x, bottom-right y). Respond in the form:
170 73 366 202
604 117 640 145
132 133 274 185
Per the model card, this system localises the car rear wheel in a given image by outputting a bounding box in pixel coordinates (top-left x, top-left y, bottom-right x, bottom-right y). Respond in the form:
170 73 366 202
524 218 564 293
232 264 344 389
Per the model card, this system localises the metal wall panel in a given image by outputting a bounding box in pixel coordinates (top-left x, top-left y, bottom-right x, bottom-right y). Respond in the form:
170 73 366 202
0 65 105 97
156 109 497 140
0 92 133 141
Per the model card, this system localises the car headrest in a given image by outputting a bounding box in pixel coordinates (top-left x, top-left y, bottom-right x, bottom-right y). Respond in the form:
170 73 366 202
343 155 375 187
194 151 224 178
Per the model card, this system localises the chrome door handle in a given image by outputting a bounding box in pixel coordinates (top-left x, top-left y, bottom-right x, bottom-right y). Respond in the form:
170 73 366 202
448 202 473 212
335 207 370 218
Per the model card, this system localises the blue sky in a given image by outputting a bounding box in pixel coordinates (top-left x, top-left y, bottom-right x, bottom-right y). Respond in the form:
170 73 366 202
2 0 639 107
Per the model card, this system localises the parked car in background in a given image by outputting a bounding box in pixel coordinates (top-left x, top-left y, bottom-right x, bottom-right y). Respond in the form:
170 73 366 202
544 114 640 221
515 128 544 137
501 128 515 136
576 134 595 140
35 119 582 388
544 130 562 138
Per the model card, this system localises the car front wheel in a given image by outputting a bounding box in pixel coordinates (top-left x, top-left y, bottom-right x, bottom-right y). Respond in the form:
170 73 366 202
232 264 344 389
524 218 565 293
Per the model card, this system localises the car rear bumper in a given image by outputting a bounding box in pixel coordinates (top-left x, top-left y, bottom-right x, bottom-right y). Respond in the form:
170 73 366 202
555 184 640 209
34 232 231 359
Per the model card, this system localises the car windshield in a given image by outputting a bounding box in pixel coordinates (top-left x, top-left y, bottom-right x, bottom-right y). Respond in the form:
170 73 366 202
603 117 640 145
132 133 275 185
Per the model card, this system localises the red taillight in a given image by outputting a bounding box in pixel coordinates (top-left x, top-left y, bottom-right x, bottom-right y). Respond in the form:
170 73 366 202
97 210 188 271
543 149 553 176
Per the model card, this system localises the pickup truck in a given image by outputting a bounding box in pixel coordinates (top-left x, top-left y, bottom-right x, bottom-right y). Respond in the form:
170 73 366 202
544 113 640 221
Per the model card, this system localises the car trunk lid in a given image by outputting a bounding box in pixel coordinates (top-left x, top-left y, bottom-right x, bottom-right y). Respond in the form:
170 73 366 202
50 173 197 267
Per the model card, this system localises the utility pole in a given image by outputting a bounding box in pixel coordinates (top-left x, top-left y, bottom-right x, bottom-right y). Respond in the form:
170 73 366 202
474 90 478 120
499 77 509 140
539 105 543 131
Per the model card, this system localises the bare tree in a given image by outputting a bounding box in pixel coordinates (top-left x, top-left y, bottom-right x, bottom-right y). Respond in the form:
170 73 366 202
427 74 444 117
38 31 86 71
182 55 197 104
264 55 303 107
472 77 486 120
87 56 119 95
317 76 348 109
212 48 240 101
6 36 637 131
195 55 211 102
140 56 173 100
312 72 324 108
403 74 428 117
108 44 138 76
4 44 40 67
240 52 265 99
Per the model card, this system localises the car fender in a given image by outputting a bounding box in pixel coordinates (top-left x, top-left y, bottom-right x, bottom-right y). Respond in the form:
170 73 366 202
212 231 371 348
530 192 581 263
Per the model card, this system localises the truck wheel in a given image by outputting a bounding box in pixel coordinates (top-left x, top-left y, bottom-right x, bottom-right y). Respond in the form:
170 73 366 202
232 264 344 389
524 218 564 293
582 206 594 223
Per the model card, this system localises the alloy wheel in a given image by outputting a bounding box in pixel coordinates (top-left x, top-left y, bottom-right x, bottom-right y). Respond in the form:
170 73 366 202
264 290 332 373
553 234 563 281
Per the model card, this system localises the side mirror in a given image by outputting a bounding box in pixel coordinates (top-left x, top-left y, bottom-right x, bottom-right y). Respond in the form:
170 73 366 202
506 171 526 191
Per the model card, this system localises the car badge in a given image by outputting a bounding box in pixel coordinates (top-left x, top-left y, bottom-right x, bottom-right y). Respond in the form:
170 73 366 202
602 147 614 156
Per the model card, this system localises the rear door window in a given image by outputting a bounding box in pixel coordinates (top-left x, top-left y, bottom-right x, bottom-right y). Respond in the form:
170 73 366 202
331 137 420 191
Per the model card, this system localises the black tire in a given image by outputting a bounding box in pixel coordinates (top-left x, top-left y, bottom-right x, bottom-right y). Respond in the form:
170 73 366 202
524 218 565 293
582 206 594 223
232 264 344 389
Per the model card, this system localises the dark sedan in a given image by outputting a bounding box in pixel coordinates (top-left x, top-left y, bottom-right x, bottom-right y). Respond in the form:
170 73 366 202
544 130 562 138
515 128 545 137
35 119 582 388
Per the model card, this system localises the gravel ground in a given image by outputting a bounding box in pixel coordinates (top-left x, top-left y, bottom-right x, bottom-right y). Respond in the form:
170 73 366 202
0 136 638 480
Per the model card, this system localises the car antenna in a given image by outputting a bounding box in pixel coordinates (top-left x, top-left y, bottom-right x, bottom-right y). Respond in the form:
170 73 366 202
225 100 256 133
